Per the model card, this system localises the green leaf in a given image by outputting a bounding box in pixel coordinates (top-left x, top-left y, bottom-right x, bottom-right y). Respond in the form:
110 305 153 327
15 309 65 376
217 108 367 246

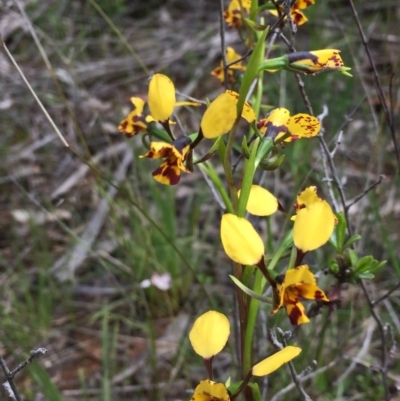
358 272 375 279
334 212 347 252
237 27 269 115
248 382 262 401
228 380 243 394
355 255 373 273
343 234 361 250
238 137 260 217
254 137 274 169
348 249 358 267
230 275 273 304
29 361 65 401
370 260 387 274
244 18 269 31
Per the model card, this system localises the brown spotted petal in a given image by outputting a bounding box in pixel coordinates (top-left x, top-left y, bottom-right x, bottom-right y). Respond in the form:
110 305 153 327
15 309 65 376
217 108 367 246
287 113 320 141
287 49 351 76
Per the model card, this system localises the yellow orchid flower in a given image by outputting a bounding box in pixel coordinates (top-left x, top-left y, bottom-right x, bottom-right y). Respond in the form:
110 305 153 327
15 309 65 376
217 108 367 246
211 47 246 84
189 380 230 401
140 137 191 185
269 0 315 26
223 0 252 28
293 186 337 252
118 97 148 137
201 90 255 139
258 108 320 142
271 265 329 325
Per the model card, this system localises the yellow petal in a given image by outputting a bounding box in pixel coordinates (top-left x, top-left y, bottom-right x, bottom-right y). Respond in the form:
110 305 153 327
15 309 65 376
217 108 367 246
296 186 319 206
293 195 336 252
282 265 315 288
148 74 176 122
189 311 230 359
221 214 265 265
226 47 245 70
288 113 320 139
239 185 278 216
130 97 145 114
201 91 255 139
201 92 237 138
288 49 347 74
252 346 302 376
294 283 329 302
192 380 230 401
294 0 315 10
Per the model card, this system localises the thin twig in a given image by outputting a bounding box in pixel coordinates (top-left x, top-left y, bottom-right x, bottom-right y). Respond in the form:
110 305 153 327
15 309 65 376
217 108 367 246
1 38 69 148
359 281 390 400
347 0 399 171
0 349 48 401
276 328 313 401
373 281 400 306
218 0 228 89
270 359 337 401
345 175 385 211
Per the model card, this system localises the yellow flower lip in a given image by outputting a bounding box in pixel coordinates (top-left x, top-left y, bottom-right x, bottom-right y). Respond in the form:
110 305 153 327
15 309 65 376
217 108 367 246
220 214 264 266
148 73 176 122
223 0 252 28
292 186 337 252
189 311 230 359
269 0 314 26
211 47 246 84
258 108 320 142
140 137 192 185
201 90 255 139
191 380 230 401
272 265 329 325
252 346 302 376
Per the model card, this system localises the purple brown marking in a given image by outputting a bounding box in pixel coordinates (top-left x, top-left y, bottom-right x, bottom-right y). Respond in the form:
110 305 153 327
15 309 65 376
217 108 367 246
153 163 180 185
288 51 318 65
288 304 305 325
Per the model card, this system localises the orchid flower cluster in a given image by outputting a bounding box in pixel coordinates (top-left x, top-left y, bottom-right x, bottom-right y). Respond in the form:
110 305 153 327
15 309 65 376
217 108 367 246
117 0 360 399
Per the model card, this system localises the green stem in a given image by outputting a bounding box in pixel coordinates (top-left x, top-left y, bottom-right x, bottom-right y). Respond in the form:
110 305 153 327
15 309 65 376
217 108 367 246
243 268 263 375
223 121 240 213
264 230 293 282
237 137 260 217
258 56 288 72
287 245 297 270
